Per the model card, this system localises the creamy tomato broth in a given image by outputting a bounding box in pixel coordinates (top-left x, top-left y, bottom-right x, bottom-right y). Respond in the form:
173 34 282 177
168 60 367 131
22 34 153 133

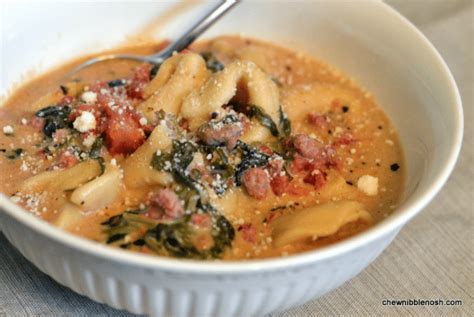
0 36 404 260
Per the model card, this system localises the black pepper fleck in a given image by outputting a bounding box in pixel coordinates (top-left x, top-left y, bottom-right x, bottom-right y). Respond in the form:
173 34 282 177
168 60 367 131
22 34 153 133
378 125 383 130
342 106 349 113
390 163 400 171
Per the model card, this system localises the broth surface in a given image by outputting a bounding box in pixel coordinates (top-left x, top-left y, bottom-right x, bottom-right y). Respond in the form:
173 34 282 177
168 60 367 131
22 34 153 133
0 36 404 260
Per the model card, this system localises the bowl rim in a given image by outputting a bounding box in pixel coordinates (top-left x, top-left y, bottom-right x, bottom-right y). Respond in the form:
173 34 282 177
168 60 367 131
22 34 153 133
0 1 464 275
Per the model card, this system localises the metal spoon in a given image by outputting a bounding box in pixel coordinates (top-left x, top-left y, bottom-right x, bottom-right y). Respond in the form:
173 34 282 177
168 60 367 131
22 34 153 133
67 0 238 77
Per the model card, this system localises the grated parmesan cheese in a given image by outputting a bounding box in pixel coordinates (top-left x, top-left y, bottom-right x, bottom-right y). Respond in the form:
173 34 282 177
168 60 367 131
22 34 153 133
82 134 96 148
139 117 148 126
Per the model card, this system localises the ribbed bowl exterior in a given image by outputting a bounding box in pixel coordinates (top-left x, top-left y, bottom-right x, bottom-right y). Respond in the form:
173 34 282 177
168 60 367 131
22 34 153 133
0 210 399 317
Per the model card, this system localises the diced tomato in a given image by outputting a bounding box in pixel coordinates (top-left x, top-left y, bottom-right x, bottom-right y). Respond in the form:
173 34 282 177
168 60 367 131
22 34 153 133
59 95 74 106
290 154 313 173
270 175 289 196
259 145 273 155
95 93 146 155
141 123 155 135
104 113 145 155
303 170 327 189
127 64 152 99
89 81 109 93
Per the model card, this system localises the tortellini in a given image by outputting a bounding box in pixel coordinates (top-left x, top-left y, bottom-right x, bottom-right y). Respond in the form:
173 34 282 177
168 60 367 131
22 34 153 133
122 124 174 188
272 201 372 247
137 53 209 122
20 159 102 193
180 60 280 132
53 203 84 230
70 163 122 211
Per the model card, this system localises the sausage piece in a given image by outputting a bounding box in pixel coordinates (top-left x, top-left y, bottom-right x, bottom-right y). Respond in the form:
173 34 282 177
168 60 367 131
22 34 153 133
242 167 270 200
198 122 243 150
149 189 185 219
292 134 325 160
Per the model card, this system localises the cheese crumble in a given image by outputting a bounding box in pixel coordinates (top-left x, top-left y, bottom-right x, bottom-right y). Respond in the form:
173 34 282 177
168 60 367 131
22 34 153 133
3 125 14 135
357 175 379 196
73 111 96 132
81 91 97 104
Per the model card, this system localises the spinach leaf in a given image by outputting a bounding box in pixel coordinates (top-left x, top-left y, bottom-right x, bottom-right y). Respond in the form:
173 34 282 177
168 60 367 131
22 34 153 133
107 79 126 88
3 148 23 160
102 206 235 259
234 141 271 186
35 105 72 137
150 64 161 79
208 215 235 258
279 105 292 137
60 85 69 95
151 140 199 189
145 221 201 258
89 137 104 159
201 52 224 73
248 105 279 137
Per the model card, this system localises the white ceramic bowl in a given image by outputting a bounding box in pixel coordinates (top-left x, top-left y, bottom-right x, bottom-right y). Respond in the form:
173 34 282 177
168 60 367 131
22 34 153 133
0 1 463 316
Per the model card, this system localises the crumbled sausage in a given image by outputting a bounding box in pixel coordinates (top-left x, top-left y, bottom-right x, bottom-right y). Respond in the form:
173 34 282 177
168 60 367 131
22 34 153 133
149 189 184 219
52 128 69 144
333 132 355 146
57 150 78 169
198 122 243 150
242 167 270 200
307 113 328 128
292 134 324 159
238 223 257 243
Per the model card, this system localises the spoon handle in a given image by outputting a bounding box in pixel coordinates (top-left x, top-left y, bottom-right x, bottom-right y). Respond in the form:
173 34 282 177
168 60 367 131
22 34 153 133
151 0 238 61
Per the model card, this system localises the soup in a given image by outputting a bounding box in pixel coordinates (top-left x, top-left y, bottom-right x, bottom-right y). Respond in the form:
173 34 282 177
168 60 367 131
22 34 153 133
0 36 404 260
